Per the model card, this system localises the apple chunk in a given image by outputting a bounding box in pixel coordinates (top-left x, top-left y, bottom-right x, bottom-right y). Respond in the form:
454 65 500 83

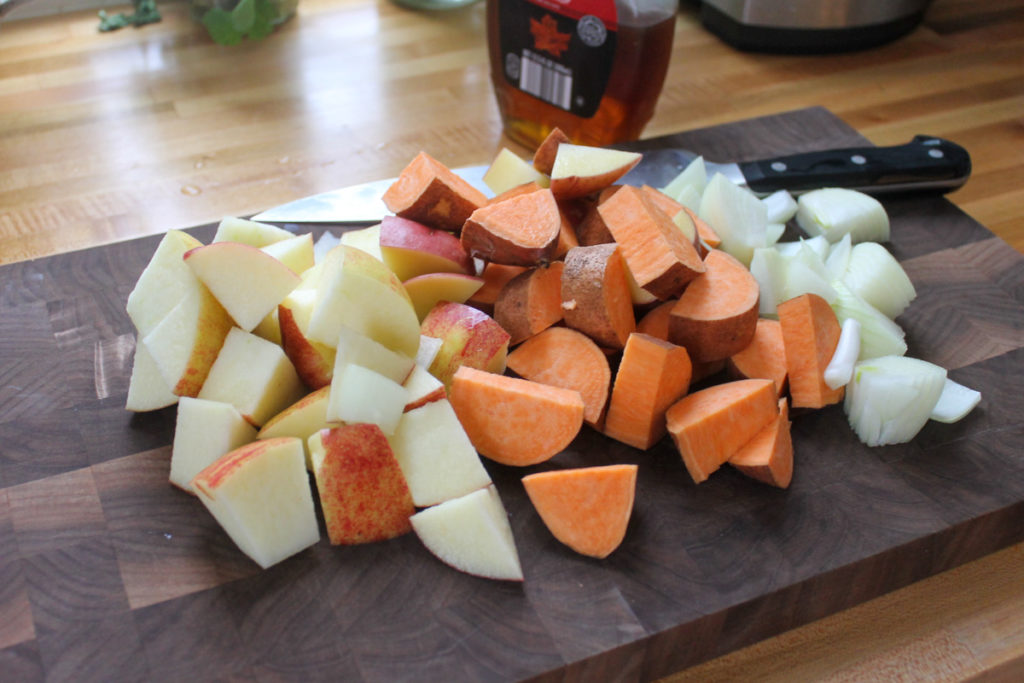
549 144 642 200
257 385 331 469
410 485 523 582
404 272 484 322
198 328 307 427
308 424 415 545
379 215 474 282
420 301 510 388
184 242 301 332
170 397 257 493
388 398 492 507
483 147 550 195
334 325 416 385
126 229 204 337
260 232 315 275
308 244 421 359
327 363 407 436
212 217 294 247
125 340 178 412
192 436 320 569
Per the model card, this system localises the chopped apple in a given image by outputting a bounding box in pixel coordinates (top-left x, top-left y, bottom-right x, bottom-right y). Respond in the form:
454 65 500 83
279 296 336 390
141 286 234 398
125 340 178 411
410 485 523 582
307 244 421 359
339 223 383 261
212 217 294 247
388 398 492 507
334 325 416 385
419 301 510 388
327 363 407 436
549 144 642 200
379 216 474 282
251 308 282 346
197 327 307 427
308 424 415 545
415 334 443 369
260 232 315 275
170 397 257 493
483 147 550 195
257 385 331 469
402 364 446 412
191 437 320 569
184 242 301 332
404 272 485 321
126 229 204 337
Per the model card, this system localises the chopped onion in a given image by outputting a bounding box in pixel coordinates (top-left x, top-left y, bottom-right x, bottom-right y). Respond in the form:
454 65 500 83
796 188 890 244
762 189 798 224
699 173 768 266
824 318 861 389
930 378 981 423
775 235 830 260
674 183 702 212
825 233 852 281
749 247 785 317
841 242 917 319
844 355 947 446
782 242 837 304
662 156 707 202
831 280 907 360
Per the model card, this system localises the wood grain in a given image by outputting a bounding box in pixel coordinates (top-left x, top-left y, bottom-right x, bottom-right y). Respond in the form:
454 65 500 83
1 0 1024 680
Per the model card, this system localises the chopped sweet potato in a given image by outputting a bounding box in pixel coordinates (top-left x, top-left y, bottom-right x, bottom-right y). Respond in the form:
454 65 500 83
461 187 561 266
604 333 692 450
494 262 565 345
521 464 637 558
506 326 611 428
468 262 528 315
668 249 759 363
574 186 620 246
777 293 844 409
727 317 788 396
381 151 489 232
597 185 705 299
560 243 636 350
728 397 793 488
532 127 570 176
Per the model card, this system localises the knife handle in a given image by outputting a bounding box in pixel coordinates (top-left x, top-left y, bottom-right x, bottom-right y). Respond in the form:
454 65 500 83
738 136 972 195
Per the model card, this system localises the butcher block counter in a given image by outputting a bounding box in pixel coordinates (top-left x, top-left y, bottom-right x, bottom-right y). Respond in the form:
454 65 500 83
1 0 1023 680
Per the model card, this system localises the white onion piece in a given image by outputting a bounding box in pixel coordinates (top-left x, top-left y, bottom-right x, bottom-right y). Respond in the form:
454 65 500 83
762 189 798 224
699 173 768 266
749 247 786 317
825 318 861 389
825 233 852 281
674 183 702 212
775 235 830 260
842 242 917 319
662 156 707 202
844 355 947 446
765 223 786 247
796 188 890 244
782 243 837 304
930 378 981 423
831 280 907 360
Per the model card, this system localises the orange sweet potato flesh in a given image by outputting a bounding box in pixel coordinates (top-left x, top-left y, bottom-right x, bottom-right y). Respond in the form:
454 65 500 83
604 333 692 450
597 185 705 300
728 398 793 488
669 249 759 363
448 366 584 466
727 317 788 396
469 263 528 314
665 378 778 484
506 326 611 428
522 464 637 559
462 187 561 266
560 243 636 350
636 299 675 340
777 293 844 409
533 127 570 176
495 262 565 346
382 151 489 232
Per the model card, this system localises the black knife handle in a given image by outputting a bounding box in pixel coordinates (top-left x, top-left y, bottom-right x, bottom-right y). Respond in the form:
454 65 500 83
738 136 972 195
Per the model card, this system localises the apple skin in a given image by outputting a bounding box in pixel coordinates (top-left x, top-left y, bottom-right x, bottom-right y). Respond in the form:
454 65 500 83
309 425 415 545
419 301 511 389
379 215 474 281
549 145 642 200
279 303 335 390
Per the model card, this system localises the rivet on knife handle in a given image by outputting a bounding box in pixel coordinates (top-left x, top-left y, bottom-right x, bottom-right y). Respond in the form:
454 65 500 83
738 136 972 196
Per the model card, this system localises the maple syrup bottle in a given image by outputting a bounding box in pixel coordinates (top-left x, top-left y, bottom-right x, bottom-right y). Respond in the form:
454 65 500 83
486 0 677 149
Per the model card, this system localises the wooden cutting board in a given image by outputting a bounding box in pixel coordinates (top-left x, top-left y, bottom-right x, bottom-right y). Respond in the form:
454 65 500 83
1 107 1022 682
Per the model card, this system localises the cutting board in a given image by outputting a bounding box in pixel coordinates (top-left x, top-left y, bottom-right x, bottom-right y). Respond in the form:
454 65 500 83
1 107 1022 682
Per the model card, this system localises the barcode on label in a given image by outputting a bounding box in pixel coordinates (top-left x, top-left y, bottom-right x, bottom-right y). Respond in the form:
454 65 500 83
519 51 573 110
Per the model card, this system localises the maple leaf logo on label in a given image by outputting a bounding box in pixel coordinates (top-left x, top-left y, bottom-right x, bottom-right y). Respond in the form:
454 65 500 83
530 14 571 58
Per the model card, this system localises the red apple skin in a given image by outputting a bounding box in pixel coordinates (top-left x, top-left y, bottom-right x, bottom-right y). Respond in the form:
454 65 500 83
379 215 475 275
279 304 334 390
193 437 293 490
404 386 446 413
314 425 415 545
420 302 511 388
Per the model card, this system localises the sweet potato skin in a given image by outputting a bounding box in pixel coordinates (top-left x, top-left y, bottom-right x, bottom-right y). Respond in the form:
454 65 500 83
494 262 565 346
560 243 636 350
461 188 561 266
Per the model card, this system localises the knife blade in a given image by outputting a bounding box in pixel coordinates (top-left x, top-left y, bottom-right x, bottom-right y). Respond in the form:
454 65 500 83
251 135 970 224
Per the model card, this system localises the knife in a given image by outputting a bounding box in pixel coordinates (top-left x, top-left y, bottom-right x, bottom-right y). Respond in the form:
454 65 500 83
251 136 970 224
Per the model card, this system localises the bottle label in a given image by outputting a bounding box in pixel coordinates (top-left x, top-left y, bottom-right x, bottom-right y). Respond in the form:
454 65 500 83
496 0 618 118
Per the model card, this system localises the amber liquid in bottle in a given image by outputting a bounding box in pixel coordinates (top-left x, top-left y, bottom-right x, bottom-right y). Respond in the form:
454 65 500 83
487 0 676 149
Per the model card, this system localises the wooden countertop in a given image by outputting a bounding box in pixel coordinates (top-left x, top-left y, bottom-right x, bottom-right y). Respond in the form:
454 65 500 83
1 0 1022 679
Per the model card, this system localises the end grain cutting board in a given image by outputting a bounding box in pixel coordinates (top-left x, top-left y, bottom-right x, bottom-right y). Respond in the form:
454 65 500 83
1 107 1023 682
